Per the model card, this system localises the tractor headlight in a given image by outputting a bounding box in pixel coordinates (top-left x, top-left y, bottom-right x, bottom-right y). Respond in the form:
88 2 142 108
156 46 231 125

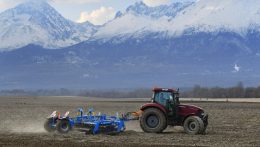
200 111 208 121
197 110 204 115
198 110 207 118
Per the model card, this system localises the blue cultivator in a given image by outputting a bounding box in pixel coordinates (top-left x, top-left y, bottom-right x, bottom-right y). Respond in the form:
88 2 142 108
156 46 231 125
44 108 127 135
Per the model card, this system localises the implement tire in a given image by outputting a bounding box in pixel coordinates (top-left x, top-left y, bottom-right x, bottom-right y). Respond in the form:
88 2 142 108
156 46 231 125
56 119 71 134
44 118 56 133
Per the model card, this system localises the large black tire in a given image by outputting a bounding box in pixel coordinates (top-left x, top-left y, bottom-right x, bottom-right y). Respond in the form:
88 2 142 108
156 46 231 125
200 122 207 134
183 116 204 135
56 119 71 134
200 125 207 134
140 108 167 133
44 118 56 132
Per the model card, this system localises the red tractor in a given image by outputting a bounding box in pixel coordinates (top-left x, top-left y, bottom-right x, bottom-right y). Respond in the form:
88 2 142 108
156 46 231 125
133 88 208 135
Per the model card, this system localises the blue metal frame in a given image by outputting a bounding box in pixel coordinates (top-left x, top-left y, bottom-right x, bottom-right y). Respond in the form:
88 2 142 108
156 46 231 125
48 108 126 135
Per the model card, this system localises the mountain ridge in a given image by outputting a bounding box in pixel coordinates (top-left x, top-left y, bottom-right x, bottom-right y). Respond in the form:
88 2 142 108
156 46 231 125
0 1 96 51
1 0 260 50
0 0 260 88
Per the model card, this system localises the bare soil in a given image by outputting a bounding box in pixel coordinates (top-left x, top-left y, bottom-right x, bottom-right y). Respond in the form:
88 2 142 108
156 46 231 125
0 96 260 147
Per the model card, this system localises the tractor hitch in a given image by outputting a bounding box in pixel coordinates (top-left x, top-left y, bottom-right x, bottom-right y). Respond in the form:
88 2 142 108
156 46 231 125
122 110 143 121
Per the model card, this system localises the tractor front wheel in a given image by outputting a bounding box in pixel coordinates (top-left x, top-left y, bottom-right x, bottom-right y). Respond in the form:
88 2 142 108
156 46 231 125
140 108 167 133
183 116 204 135
56 119 71 134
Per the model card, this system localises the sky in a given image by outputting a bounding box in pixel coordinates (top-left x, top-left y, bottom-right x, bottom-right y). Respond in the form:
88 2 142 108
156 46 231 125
0 0 186 25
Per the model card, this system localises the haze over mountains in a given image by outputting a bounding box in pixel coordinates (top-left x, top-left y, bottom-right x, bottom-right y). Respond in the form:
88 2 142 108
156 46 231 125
0 0 260 89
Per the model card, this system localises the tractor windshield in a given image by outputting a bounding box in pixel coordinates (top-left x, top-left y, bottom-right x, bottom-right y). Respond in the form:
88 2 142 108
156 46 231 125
154 91 173 107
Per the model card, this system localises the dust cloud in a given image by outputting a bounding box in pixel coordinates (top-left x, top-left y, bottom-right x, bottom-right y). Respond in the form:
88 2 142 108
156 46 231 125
125 121 142 132
1 119 46 133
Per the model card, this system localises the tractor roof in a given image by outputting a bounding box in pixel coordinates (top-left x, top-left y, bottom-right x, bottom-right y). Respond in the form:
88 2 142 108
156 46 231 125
152 88 177 92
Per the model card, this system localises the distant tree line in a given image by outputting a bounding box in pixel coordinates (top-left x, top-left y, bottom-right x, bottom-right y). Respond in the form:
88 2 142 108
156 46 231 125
182 82 260 98
77 88 151 98
0 82 260 98
0 88 152 98
0 88 77 96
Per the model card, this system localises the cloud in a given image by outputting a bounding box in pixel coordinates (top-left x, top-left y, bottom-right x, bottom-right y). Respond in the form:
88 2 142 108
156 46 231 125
77 6 116 25
143 0 170 7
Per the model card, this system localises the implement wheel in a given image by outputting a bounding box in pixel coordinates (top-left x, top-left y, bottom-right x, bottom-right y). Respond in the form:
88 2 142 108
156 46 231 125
44 118 56 132
56 119 71 134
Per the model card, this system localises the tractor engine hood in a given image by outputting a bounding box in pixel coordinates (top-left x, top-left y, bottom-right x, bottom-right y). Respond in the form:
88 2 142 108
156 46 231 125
178 104 203 115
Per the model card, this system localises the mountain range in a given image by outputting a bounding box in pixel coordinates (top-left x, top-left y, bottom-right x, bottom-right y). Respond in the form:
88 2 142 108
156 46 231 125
0 1 97 50
0 0 260 89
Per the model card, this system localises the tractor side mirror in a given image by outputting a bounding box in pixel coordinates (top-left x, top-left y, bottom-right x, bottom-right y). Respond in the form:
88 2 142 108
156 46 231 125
167 98 174 104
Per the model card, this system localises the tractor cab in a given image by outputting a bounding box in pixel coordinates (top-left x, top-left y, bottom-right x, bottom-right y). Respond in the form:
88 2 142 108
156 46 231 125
151 88 180 112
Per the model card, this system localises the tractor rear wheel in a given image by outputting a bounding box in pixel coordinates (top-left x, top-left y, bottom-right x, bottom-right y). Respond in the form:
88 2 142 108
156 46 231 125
183 116 204 135
140 108 167 133
56 119 71 134
44 118 56 132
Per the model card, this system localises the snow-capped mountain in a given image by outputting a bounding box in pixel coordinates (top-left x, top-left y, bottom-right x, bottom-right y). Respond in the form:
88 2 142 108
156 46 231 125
94 0 260 40
93 1 191 39
125 1 193 18
168 0 260 36
0 1 96 51
1 0 259 50
0 0 260 89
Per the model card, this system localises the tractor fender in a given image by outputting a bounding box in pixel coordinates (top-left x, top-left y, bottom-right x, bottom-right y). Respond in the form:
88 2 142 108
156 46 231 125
182 114 196 124
140 103 167 114
178 104 203 122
